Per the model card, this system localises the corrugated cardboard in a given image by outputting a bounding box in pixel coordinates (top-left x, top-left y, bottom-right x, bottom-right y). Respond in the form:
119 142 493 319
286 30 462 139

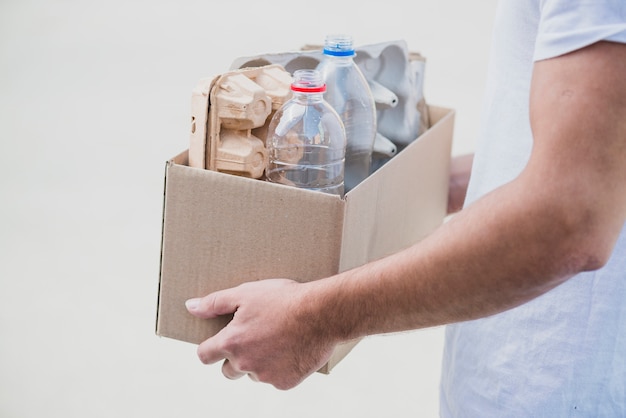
156 105 454 374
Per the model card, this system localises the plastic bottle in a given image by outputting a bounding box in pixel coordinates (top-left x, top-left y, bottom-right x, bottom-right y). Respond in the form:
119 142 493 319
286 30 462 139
265 69 347 196
316 34 377 192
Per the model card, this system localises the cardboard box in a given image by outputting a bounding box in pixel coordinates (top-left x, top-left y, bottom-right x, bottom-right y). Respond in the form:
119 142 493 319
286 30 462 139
156 105 454 373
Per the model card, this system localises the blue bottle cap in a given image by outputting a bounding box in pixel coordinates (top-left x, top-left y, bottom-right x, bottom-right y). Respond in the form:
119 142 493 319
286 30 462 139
323 34 355 57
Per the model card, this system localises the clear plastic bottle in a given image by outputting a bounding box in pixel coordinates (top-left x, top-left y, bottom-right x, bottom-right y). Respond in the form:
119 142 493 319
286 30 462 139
316 34 377 192
265 69 347 196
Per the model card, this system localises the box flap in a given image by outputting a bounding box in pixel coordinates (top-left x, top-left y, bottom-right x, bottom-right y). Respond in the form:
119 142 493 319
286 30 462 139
157 163 345 344
340 107 454 271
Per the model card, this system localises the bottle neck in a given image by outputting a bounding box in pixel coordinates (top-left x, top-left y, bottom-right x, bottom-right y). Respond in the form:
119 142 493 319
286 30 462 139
292 91 325 103
323 53 354 64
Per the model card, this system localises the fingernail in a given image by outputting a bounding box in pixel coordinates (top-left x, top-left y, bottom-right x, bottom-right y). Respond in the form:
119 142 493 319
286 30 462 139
185 298 200 311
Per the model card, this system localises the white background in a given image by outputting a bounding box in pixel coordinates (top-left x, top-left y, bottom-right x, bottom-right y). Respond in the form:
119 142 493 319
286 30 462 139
0 1 497 417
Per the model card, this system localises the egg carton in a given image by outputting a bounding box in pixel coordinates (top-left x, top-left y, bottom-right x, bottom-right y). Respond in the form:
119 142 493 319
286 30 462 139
189 40 429 179
188 64 293 178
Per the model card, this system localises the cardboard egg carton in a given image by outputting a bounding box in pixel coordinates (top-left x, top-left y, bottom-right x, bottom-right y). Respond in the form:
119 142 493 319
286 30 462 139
189 64 293 178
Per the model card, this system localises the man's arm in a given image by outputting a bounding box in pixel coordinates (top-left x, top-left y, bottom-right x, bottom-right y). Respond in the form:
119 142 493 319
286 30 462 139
187 41 626 390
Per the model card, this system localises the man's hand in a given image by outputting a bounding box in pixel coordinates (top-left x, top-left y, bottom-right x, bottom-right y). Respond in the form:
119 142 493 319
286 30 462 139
185 279 337 390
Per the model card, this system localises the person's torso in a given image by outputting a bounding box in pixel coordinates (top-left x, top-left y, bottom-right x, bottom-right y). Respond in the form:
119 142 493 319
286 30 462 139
440 1 626 416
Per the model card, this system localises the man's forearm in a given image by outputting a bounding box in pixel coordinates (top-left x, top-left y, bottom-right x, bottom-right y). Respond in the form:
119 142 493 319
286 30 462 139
300 177 588 341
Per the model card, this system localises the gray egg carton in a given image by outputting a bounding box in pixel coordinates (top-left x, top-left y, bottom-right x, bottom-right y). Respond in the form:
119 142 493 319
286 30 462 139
230 40 429 155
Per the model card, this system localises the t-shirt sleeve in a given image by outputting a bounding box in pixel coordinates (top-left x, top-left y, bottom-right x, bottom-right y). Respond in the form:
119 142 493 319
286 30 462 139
534 0 626 61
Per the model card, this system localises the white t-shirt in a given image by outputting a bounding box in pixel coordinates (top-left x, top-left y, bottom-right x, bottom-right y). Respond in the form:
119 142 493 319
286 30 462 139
440 1 626 416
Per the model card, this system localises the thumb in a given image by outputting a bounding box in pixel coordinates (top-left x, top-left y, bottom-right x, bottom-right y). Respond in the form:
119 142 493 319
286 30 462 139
185 289 238 319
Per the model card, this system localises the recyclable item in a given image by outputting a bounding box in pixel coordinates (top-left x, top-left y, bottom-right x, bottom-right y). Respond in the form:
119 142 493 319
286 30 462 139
354 45 429 146
266 69 347 196
316 35 377 192
188 64 293 178
156 105 455 374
